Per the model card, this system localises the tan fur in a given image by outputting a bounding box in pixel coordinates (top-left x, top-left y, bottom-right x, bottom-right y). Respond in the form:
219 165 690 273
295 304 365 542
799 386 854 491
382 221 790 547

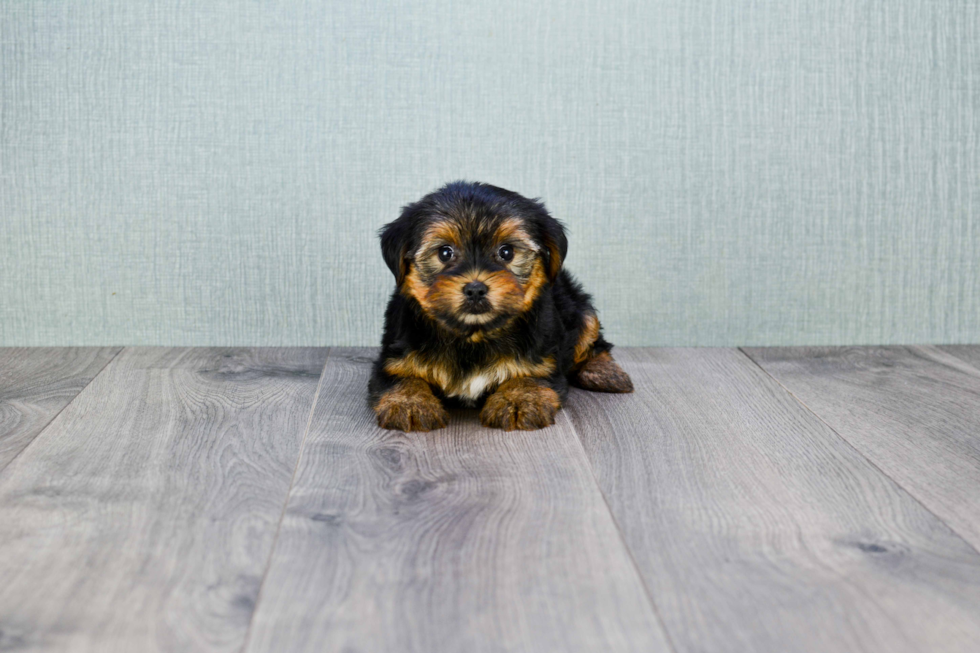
573 312 600 365
374 378 449 432
401 262 541 336
493 218 539 251
401 267 432 310
418 221 462 253
384 351 453 389
519 259 548 311
545 240 563 280
480 377 561 430
572 351 634 393
398 215 553 337
404 268 525 326
385 351 555 401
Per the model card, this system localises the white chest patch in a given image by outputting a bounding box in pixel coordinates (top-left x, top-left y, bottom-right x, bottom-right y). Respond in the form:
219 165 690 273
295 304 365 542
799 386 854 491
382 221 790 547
436 357 554 405
457 373 491 401
444 371 502 405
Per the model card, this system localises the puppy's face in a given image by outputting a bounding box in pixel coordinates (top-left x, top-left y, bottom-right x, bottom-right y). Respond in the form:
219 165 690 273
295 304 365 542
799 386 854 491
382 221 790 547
380 183 568 336
405 215 546 333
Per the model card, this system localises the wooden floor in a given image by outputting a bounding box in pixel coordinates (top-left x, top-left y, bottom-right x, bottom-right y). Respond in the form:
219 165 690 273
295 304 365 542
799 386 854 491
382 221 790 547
1 347 979 653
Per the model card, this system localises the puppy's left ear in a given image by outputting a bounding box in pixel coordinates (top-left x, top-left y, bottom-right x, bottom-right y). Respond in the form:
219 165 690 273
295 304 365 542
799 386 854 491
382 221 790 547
379 213 414 285
540 215 568 281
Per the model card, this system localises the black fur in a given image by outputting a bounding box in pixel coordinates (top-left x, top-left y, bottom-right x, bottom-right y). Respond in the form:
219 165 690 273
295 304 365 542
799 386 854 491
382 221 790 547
369 181 614 408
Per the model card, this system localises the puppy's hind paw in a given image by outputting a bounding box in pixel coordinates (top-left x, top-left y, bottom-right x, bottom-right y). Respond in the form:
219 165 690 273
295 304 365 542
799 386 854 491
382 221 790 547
375 379 449 432
572 352 634 393
480 378 561 431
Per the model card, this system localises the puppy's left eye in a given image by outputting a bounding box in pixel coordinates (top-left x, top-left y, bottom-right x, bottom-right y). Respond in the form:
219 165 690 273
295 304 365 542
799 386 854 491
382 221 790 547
497 244 514 262
438 246 454 262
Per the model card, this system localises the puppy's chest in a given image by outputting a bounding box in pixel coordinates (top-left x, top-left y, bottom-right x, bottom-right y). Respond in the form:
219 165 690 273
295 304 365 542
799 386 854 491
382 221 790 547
449 369 498 403
385 350 554 404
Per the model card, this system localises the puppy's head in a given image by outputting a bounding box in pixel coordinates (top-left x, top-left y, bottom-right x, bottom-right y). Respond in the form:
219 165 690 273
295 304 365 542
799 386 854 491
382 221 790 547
380 181 567 335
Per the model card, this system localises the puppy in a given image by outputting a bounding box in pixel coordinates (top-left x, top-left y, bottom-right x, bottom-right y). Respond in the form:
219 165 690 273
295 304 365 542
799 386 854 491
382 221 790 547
369 181 633 431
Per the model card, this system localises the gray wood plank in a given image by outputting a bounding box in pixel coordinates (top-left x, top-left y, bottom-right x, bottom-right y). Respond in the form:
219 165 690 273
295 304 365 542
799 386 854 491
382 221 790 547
939 345 980 371
0 347 120 472
0 347 328 653
745 345 980 551
244 348 672 653
567 348 980 653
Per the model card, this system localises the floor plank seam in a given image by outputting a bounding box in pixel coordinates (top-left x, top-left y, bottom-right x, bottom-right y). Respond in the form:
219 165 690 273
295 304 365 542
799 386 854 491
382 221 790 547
0 345 124 476
737 346 980 560
238 347 332 653
565 409 682 653
920 345 980 378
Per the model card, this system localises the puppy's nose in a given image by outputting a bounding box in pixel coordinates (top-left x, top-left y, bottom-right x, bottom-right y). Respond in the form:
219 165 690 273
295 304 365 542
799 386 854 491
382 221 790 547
463 281 488 300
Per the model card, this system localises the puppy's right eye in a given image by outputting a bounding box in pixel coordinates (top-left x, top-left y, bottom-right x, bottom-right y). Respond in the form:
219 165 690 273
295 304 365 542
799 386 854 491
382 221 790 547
438 246 454 262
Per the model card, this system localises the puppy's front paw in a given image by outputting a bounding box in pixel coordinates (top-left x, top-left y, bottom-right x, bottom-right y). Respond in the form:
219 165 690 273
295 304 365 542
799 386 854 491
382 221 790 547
572 352 634 393
375 379 448 432
480 378 560 431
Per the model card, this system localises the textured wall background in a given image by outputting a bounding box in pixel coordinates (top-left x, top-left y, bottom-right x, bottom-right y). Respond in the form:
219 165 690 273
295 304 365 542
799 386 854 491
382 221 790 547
1 1 978 347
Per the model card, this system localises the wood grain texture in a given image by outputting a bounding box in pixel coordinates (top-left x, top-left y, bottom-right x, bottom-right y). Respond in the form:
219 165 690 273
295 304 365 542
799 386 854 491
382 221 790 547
744 345 980 552
567 348 980 653
244 348 672 653
0 347 120 472
940 345 980 371
0 347 328 653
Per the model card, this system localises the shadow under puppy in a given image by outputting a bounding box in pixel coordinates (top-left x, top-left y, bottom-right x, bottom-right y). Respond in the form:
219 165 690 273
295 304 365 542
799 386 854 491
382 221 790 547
369 181 633 431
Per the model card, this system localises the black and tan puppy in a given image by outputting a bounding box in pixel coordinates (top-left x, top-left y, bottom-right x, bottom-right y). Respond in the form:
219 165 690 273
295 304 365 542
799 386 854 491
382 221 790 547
369 181 632 432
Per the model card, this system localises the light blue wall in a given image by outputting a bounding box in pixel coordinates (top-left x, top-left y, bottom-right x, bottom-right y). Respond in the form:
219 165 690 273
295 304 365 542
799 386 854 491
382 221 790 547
2 1 978 346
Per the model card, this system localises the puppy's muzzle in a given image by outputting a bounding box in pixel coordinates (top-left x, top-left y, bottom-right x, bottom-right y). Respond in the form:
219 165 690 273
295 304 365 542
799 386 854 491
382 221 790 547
462 280 491 314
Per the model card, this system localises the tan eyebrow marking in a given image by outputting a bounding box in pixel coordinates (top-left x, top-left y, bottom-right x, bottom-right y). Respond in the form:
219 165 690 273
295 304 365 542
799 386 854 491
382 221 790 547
416 221 462 257
494 217 539 252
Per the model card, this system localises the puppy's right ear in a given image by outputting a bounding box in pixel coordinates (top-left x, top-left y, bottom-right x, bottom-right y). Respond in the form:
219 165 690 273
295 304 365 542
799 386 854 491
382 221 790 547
379 211 415 285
